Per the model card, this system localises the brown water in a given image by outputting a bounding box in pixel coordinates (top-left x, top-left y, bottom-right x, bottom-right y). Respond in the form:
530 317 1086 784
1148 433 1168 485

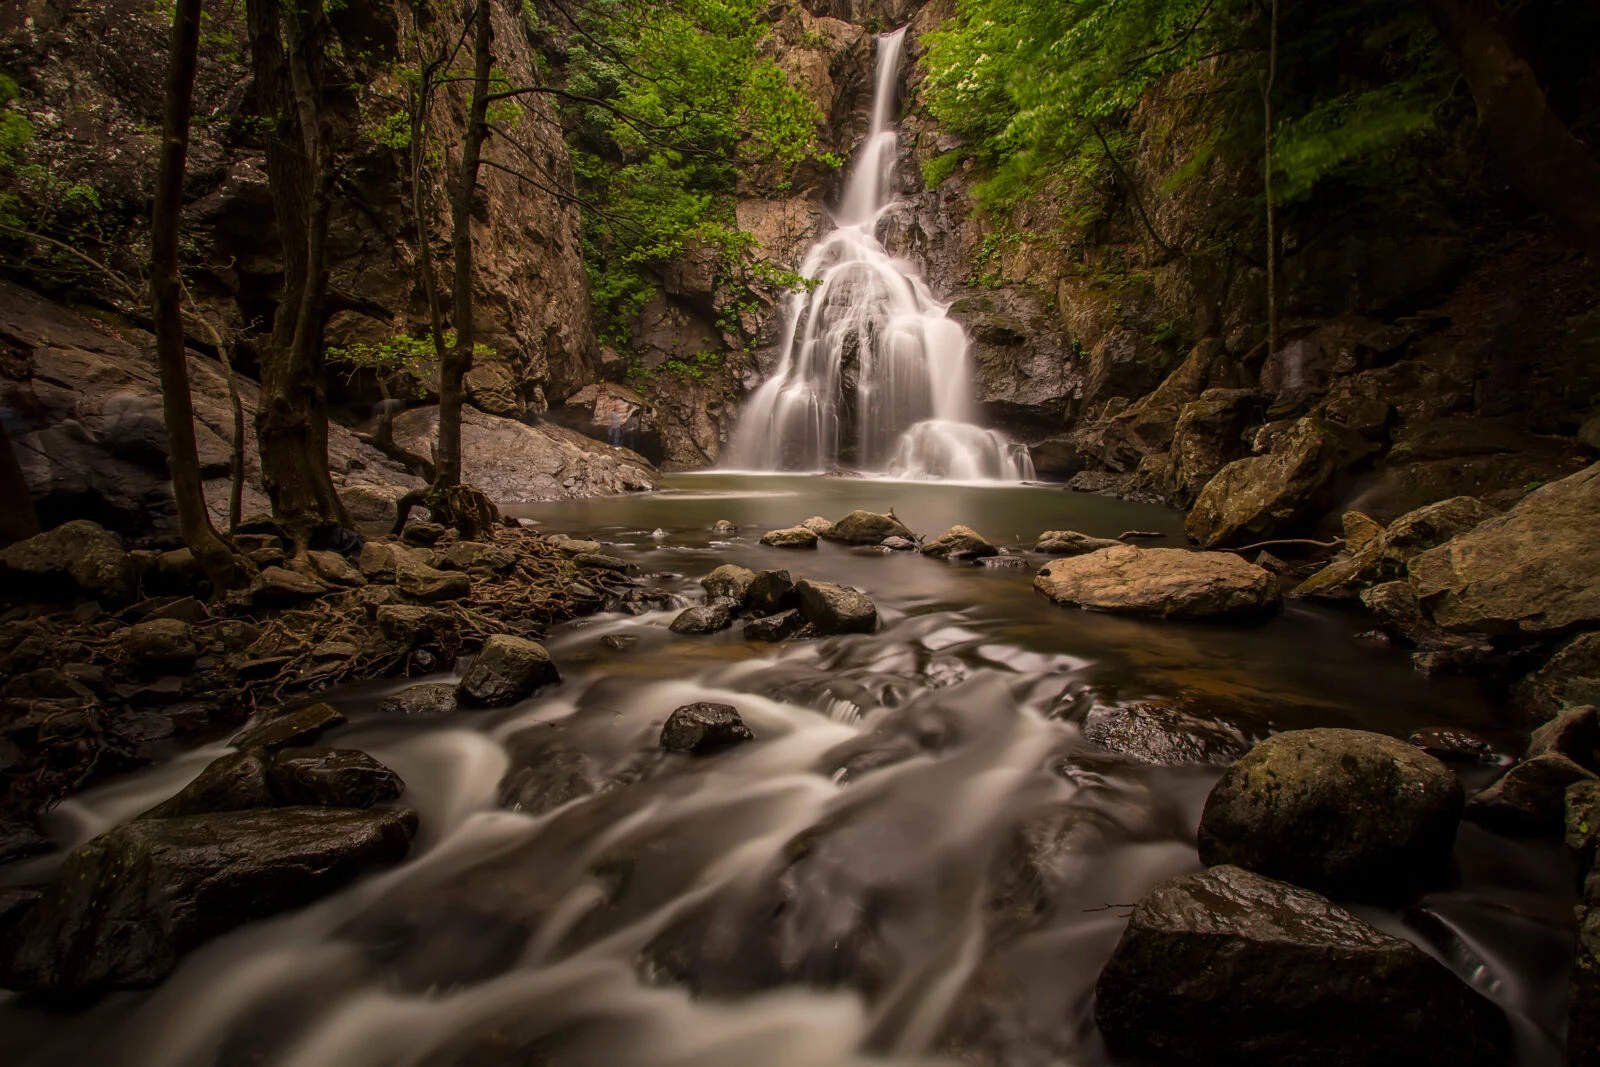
0 474 1575 1067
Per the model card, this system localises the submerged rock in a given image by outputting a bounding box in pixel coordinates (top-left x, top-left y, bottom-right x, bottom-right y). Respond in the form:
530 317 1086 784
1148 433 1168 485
1082 702 1253 766
921 525 998 561
1463 754 1599 837
457 635 560 707
1034 530 1122 556
1034 545 1280 620
820 510 915 545
378 682 460 717
1094 865 1510 1067
232 702 347 752
744 609 803 642
759 526 819 548
0 807 418 992
669 604 734 635
795 579 877 634
1198 729 1462 903
701 564 756 601
660 702 754 754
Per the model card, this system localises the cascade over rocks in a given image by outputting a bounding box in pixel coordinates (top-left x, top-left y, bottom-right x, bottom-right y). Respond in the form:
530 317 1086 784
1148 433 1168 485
1034 546 1281 620
1198 729 1463 903
1094 865 1511 1067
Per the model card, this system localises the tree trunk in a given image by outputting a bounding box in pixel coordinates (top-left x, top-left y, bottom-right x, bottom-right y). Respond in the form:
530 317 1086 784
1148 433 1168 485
436 0 493 491
245 0 350 539
151 0 251 591
0 419 40 548
1419 0 1600 262
1263 0 1280 358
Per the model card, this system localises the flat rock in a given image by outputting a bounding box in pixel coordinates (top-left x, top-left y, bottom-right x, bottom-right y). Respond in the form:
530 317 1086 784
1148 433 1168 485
795 579 877 635
660 702 754 754
1198 728 1463 903
760 526 819 548
821 510 915 545
744 609 803 642
231 702 347 751
250 566 327 608
0 807 417 992
1409 462 1600 635
307 550 366 588
701 564 757 601
1034 530 1122 556
141 750 275 819
396 562 470 603
1034 545 1280 620
457 634 560 708
1094 865 1511 1067
378 683 460 717
670 604 734 635
401 521 447 546
921 525 997 561
1463 754 1599 837
268 748 405 808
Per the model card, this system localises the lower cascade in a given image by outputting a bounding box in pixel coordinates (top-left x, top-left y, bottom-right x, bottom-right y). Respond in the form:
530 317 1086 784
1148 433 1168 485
723 28 1034 482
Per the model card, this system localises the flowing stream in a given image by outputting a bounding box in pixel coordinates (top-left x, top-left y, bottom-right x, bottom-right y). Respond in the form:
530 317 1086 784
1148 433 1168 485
0 474 1575 1067
724 31 1033 481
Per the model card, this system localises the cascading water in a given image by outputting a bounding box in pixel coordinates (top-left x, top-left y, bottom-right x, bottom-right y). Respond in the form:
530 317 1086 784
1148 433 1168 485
724 28 1035 482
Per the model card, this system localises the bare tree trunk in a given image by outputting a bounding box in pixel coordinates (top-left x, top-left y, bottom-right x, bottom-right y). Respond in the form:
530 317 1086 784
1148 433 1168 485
1263 0 1280 358
1419 0 1600 263
246 0 350 541
0 419 39 548
151 0 251 591
219 339 246 532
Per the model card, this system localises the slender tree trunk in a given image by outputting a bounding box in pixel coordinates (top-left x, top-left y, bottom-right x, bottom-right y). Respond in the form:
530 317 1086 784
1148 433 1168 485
245 0 350 539
409 41 449 366
151 0 251 591
1262 0 1280 357
1419 0 1600 262
219 340 246 531
436 0 493 491
0 419 40 548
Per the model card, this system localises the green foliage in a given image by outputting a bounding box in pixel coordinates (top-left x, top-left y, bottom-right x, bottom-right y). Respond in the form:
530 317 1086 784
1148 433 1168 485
326 330 496 394
920 151 964 189
0 71 111 277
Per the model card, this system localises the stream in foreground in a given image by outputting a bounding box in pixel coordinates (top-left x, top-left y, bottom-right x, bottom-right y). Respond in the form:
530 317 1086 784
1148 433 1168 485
0 474 1575 1066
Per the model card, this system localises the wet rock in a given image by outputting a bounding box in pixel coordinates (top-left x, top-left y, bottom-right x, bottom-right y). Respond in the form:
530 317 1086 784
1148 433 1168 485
760 526 819 548
660 702 754 754
1568 780 1600 882
879 536 916 551
396 562 470 603
269 748 405 808
231 703 347 752
1463 754 1599 837
1034 545 1280 620
1094 864 1511 1067
1198 728 1463 903
821 509 915 545
744 609 804 642
799 516 834 535
141 750 275 819
457 635 560 708
0 822 52 865
401 521 448 546
921 525 997 561
1529 704 1600 769
1083 702 1253 766
1515 633 1600 724
119 618 199 668
497 726 606 815
795 579 877 635
669 604 734 635
250 566 327 608
0 807 418 992
1034 530 1122 555
553 538 603 556
744 570 798 616
1359 582 1492 664
307 550 366 589
600 634 638 651
378 683 460 717
0 520 136 603
1166 388 1266 506
1409 462 1600 635
375 605 454 646
711 519 738 535
701 564 757 601
1407 727 1504 764
1186 418 1374 548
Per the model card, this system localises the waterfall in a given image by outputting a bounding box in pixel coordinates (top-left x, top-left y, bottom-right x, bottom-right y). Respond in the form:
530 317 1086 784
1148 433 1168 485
724 28 1035 482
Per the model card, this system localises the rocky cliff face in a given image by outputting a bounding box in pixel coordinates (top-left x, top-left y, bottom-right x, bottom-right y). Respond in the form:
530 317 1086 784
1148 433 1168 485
1 0 597 414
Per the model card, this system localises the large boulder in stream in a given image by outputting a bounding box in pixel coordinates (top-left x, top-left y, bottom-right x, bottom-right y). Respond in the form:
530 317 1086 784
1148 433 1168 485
921 525 998 561
457 635 560 707
1408 462 1600 635
0 807 418 992
1198 729 1463 903
1033 545 1280 620
795 579 877 634
820 510 915 545
1094 865 1511 1067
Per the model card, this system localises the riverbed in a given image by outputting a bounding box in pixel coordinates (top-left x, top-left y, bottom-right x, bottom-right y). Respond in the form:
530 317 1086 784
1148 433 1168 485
0 474 1575 1067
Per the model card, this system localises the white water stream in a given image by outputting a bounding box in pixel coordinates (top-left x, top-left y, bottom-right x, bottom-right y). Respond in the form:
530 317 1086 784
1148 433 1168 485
724 29 1034 481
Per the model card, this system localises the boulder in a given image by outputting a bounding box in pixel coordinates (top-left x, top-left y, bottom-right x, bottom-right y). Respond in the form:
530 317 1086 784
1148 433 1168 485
760 526 819 548
820 510 915 545
268 748 405 808
119 618 199 668
1034 530 1122 556
744 610 804 642
1516 634 1600 724
437 541 516 573
1408 463 1600 635
1198 729 1463 903
701 564 757 601
0 520 136 602
1094 865 1510 1067
920 525 998 561
1034 546 1280 620
799 516 834 535
231 703 347 752
669 604 734 635
879 536 916 551
1296 496 1498 602
141 750 275 819
1166 388 1265 506
1082 702 1253 767
660 702 755 754
250 566 327 608
744 570 798 616
1027 434 1087 478
1529 704 1600 769
1407 727 1504 765
711 519 738 535
1463 754 1599 837
401 521 447 546
795 579 877 635
0 807 418 992
1186 418 1374 548
396 562 471 603
457 635 560 708
378 683 460 717
375 604 454 646
306 550 366 588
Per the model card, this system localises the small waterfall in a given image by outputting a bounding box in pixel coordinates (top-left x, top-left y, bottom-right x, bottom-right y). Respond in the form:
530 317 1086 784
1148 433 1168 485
724 28 1035 482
